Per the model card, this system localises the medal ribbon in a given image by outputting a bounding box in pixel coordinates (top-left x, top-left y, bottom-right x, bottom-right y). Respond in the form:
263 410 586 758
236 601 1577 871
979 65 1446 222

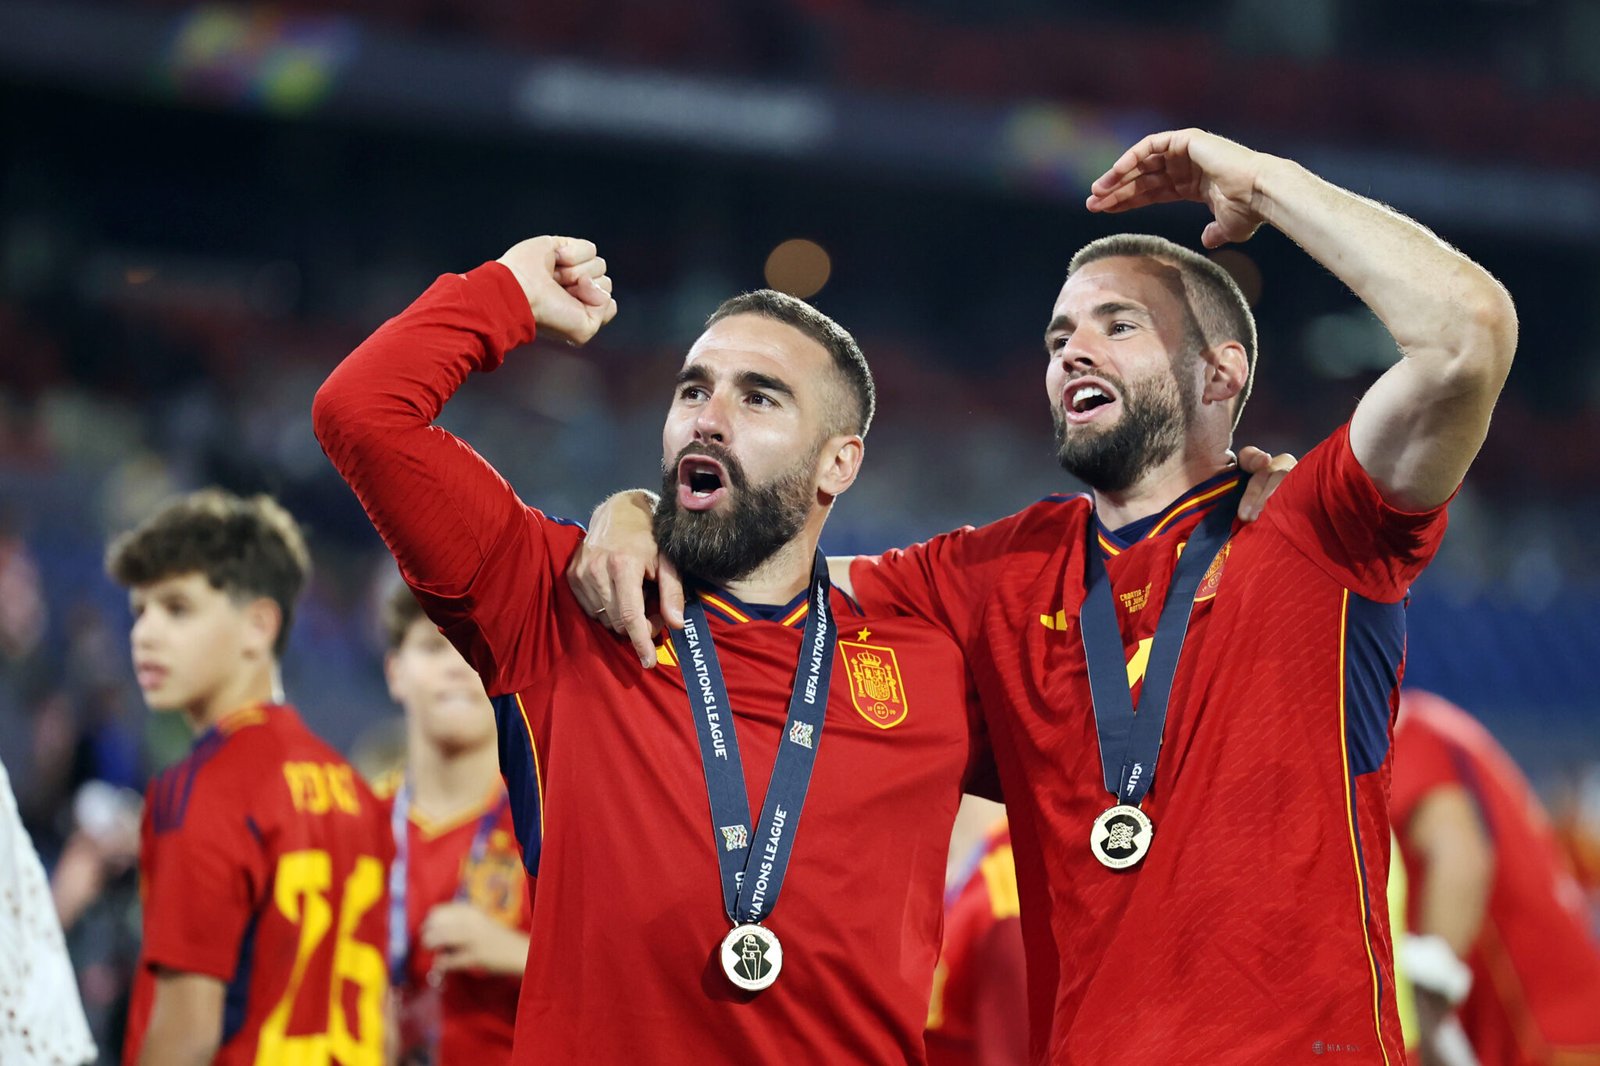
1079 480 1243 806
387 784 412 986
671 549 835 925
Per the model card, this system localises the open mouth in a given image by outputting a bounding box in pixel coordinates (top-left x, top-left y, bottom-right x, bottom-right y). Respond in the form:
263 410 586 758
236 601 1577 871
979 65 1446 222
1063 378 1120 424
677 455 730 511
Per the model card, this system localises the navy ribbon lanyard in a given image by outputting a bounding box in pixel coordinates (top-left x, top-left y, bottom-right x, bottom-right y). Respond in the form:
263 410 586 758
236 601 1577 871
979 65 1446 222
670 549 836 925
387 781 511 984
1079 481 1244 806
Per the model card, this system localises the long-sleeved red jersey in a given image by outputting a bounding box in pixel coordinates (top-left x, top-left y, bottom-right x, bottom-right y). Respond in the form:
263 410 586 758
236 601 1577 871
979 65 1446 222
315 263 989 1064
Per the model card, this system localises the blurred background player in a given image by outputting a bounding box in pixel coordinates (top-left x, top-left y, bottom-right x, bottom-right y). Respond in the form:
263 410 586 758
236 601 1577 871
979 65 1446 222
379 582 530 1064
1392 688 1600 1066
925 813 1027 1066
1390 833 1481 1066
107 489 392 1065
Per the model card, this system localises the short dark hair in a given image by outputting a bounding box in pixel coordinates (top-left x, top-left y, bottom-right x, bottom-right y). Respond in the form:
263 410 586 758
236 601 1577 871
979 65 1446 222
380 581 427 651
705 290 875 437
1068 234 1258 429
105 489 310 657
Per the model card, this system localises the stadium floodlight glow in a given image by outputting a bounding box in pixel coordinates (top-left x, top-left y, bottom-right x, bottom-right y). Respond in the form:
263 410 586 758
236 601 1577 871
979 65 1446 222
763 239 831 300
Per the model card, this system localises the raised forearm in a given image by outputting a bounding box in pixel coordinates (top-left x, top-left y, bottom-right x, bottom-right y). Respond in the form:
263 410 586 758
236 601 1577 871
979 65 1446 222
313 266 536 597
1254 156 1514 506
1255 158 1515 373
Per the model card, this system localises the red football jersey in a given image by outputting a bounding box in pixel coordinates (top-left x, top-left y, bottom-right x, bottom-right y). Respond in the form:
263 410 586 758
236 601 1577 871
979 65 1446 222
380 784 531 1064
852 430 1449 1064
314 264 990 1064
1392 690 1600 1065
124 704 392 1065
925 821 1028 1066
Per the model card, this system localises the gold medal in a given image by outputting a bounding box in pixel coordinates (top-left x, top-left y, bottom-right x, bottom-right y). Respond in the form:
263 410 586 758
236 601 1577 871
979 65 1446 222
1090 804 1153 869
719 923 783 991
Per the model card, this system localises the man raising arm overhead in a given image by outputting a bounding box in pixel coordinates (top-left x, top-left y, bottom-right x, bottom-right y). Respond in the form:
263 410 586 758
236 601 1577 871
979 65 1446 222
314 237 995 1064
576 129 1516 1063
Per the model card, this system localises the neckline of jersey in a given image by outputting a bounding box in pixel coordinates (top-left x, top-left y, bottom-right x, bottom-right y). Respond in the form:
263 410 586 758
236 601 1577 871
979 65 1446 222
407 784 507 840
196 701 280 746
1094 469 1243 556
697 583 863 628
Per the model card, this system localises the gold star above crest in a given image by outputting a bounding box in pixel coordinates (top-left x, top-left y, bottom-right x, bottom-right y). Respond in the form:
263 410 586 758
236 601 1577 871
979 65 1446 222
857 628 871 641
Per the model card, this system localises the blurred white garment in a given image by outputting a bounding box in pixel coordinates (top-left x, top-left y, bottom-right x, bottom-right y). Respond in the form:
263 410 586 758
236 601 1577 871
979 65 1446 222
0 757 97 1065
1433 1017 1480 1066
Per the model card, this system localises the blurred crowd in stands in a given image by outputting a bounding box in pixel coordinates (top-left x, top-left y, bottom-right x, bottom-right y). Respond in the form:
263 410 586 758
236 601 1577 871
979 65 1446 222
127 0 1600 169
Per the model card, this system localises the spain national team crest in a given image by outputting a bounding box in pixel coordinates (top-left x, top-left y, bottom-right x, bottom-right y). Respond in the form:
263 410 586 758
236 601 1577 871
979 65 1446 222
838 634 909 729
1193 541 1232 602
463 832 526 925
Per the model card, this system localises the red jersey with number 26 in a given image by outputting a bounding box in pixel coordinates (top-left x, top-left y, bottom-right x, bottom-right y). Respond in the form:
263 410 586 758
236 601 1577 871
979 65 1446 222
124 704 392 1066
852 430 1449 1065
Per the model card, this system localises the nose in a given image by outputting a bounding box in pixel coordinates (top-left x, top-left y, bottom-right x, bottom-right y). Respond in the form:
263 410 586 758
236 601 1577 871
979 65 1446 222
692 391 732 445
130 610 156 651
1060 328 1105 371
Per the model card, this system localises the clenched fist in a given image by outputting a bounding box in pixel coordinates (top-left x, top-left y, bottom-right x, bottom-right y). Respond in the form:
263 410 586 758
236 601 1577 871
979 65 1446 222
497 235 617 345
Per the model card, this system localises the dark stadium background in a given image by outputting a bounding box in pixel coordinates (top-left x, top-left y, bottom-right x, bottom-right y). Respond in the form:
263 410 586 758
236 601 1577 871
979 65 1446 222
2 1 1598 1056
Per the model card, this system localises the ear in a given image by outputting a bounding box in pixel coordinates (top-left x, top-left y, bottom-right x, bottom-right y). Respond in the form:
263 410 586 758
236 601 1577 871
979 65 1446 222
243 597 283 660
1201 341 1248 408
815 435 865 502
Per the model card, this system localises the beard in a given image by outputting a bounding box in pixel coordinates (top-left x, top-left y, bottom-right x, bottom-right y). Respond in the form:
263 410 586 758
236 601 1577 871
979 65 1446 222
1053 362 1195 494
653 442 817 586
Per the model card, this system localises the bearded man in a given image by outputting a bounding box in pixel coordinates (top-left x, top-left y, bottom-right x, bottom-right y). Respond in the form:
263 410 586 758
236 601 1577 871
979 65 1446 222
313 237 999 1065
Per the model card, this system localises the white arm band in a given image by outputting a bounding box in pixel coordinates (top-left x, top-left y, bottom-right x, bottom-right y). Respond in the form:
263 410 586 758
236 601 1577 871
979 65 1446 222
1401 933 1474 1005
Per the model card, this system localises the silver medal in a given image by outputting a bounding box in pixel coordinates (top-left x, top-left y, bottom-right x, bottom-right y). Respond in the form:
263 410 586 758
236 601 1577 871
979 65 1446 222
1090 804 1154 869
720 923 783 991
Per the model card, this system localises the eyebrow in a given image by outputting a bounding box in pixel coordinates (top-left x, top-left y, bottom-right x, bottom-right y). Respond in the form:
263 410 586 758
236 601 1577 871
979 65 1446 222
736 370 796 400
674 365 712 388
674 365 798 401
1044 301 1155 342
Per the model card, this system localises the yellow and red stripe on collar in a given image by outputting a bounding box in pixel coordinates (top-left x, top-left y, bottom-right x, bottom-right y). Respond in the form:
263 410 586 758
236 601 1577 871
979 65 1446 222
698 592 811 629
658 592 814 666
1096 474 1243 557
1148 475 1242 537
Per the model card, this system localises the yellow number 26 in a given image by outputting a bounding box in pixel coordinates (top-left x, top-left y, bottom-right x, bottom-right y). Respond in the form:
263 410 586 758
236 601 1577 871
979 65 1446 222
256 849 386 1066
